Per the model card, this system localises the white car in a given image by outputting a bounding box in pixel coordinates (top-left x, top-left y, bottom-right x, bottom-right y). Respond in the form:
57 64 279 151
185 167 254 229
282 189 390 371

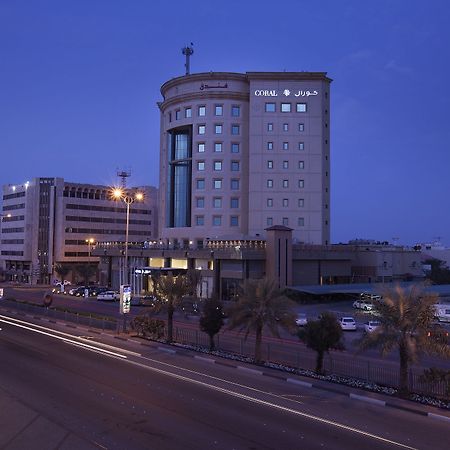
295 313 308 326
339 317 357 331
97 291 119 301
364 320 381 333
352 299 374 311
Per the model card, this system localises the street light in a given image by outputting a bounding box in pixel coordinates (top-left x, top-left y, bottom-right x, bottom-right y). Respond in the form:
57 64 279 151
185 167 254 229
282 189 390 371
111 187 144 285
85 238 95 264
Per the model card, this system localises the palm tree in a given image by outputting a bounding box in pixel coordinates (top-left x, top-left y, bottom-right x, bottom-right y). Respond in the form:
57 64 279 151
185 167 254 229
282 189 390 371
200 296 224 351
297 312 344 374
54 264 71 290
152 272 191 343
358 284 450 397
227 277 297 363
75 264 97 286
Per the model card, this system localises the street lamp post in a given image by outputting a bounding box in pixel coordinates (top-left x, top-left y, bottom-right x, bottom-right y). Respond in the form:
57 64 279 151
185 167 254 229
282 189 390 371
85 238 95 264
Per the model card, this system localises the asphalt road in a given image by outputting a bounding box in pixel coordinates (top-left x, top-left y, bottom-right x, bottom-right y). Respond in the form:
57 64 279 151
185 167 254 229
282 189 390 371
1 313 450 450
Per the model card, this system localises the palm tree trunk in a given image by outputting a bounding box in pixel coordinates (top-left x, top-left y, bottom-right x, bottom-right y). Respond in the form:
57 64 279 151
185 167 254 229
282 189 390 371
315 350 324 374
398 341 409 397
167 302 174 343
255 323 263 363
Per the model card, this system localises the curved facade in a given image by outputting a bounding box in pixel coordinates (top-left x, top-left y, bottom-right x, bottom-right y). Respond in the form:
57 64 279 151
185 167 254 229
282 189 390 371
158 71 331 248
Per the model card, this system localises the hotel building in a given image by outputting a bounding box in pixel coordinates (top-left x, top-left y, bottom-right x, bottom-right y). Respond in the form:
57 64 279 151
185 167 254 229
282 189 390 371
158 71 331 248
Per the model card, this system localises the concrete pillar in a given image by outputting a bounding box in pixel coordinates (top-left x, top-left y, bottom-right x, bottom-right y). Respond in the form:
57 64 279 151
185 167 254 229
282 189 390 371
265 226 293 289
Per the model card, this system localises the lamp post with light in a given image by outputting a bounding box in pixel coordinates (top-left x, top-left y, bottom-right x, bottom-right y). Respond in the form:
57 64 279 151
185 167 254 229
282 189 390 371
111 188 144 285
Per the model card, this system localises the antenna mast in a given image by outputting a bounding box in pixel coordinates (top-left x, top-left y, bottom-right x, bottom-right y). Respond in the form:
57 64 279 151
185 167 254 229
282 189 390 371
182 43 194 75
117 168 131 188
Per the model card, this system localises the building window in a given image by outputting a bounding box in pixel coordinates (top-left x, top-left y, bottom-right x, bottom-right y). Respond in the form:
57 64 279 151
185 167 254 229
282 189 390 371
267 142 273 150
196 197 205 208
198 105 206 116
231 161 240 171
298 198 304 207
215 124 223 134
175 110 181 120
267 217 273 226
267 123 273 131
298 161 305 169
213 197 222 208
196 179 205 189
214 161 222 171
231 179 240 190
281 103 291 113
197 161 205 171
185 107 192 118
230 216 239 226
231 124 240 135
267 198 273 207
198 125 206 135
298 123 305 132
282 160 289 169
212 215 222 226
196 215 205 226
283 142 289 150
283 179 289 188
198 142 205 153
230 197 239 208
265 103 276 112
298 179 305 188
283 123 289 131
298 142 305 151
298 217 305 227
215 105 223 116
296 103 307 113
214 142 222 152
267 179 273 188
267 160 273 169
231 143 240 153
231 105 240 117
213 179 222 189
168 112 172 122
283 198 289 207
282 217 289 226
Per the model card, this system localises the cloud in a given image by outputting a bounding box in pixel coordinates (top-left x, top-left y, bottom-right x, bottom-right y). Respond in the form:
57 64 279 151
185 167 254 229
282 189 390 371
384 59 413 74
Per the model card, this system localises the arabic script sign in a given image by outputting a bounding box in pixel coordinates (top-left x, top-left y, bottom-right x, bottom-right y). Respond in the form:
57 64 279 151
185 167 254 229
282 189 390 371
254 89 318 97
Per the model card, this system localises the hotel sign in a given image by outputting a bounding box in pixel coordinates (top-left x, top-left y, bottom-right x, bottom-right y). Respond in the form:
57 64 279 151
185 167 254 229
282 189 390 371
254 89 318 97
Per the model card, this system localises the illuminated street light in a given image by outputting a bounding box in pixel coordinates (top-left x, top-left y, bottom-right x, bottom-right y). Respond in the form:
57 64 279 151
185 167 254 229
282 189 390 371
85 238 95 264
110 187 144 285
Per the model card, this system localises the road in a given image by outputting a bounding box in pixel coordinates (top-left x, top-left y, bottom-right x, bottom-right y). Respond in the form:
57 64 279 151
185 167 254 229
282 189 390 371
1 313 450 449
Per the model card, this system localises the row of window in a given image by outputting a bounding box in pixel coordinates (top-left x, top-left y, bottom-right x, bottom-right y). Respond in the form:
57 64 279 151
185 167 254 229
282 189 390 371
265 102 307 113
64 252 90 257
267 160 305 170
266 179 305 188
266 217 305 227
1 250 24 256
3 203 25 211
1 227 24 233
3 191 26 200
195 215 240 227
2 215 25 222
195 178 241 190
195 197 240 209
266 141 305 151
266 198 306 208
196 161 240 172
197 124 240 135
66 204 152 215
1 239 24 244
65 216 152 226
267 122 305 132
170 104 241 122
197 142 241 153
64 227 150 236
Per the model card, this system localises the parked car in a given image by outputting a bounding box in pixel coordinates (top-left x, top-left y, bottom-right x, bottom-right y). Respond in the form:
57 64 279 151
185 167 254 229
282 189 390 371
352 299 374 311
364 320 381 333
97 291 120 301
89 286 108 297
433 304 450 323
68 286 89 297
339 316 357 331
295 313 308 326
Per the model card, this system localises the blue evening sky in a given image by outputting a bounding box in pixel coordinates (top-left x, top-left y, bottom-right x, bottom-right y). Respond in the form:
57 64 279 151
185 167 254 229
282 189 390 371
1 0 449 246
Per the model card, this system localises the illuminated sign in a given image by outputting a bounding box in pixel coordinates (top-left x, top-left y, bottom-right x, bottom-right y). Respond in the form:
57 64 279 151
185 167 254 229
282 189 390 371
120 284 131 314
254 89 318 97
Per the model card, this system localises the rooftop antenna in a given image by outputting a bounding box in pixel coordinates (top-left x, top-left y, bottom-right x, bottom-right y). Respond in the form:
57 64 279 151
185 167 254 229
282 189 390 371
182 43 194 75
117 168 131 188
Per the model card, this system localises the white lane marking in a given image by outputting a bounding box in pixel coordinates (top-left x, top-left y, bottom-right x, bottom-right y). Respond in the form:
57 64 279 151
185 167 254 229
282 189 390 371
64 341 126 359
0 316 127 359
0 314 140 356
123 357 417 450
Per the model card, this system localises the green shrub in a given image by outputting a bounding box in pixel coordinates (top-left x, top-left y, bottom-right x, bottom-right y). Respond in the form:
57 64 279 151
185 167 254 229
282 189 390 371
131 315 165 340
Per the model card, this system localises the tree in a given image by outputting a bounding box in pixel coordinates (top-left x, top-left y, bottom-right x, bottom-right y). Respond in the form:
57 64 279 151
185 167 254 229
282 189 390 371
297 312 344 374
423 258 450 284
152 272 191 343
54 264 71 289
227 277 297 363
358 284 450 397
200 296 224 351
75 264 97 285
